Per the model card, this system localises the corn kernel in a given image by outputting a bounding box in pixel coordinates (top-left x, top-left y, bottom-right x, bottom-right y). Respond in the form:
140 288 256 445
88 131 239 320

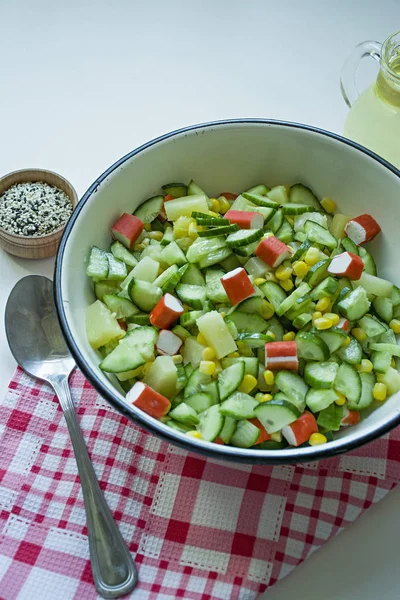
142 361 154 376
254 277 266 286
237 342 254 357
320 197 337 213
199 360 216 375
264 272 278 282
188 222 199 239
133 243 145 251
266 330 276 340
373 382 387 402
389 319 400 334
270 431 283 442
309 432 328 446
202 347 216 361
257 393 272 403
283 331 296 341
228 351 240 358
172 355 183 364
210 198 220 213
356 359 373 373
261 300 275 320
352 328 367 343
342 336 351 348
323 312 340 325
218 197 231 214
238 374 258 394
280 278 294 292
186 430 202 439
312 311 323 321
275 265 293 280
316 296 331 312
314 317 333 330
263 370 275 386
304 247 320 266
143 222 152 231
292 261 309 278
335 391 346 406
255 393 264 402
197 332 207 345
147 230 163 241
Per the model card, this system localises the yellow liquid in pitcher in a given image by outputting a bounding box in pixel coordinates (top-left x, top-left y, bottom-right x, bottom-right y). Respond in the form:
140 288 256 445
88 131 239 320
344 62 400 168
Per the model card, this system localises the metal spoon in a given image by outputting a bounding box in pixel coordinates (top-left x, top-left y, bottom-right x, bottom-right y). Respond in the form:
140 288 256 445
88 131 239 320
5 275 138 598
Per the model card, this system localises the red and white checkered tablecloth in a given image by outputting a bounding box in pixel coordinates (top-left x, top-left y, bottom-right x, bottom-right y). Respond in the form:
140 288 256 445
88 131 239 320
0 367 400 600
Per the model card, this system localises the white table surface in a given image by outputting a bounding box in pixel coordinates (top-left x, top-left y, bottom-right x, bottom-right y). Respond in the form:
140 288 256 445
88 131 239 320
1 1 400 598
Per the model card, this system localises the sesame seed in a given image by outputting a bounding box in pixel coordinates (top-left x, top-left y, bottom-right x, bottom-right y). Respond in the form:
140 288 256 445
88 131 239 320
0 181 73 237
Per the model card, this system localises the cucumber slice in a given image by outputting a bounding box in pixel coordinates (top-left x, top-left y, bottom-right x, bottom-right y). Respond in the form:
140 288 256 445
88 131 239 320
338 287 370 321
236 332 275 347
378 328 397 344
226 311 268 333
294 232 307 243
357 314 387 337
226 228 264 248
304 361 339 389
244 257 273 279
296 331 330 361
246 184 270 196
127 312 150 325
266 209 283 233
359 247 377 276
237 297 263 315
167 420 193 434
197 404 224 442
184 368 212 398
317 403 343 431
376 366 400 395
220 357 259 378
267 185 289 204
391 286 400 307
184 393 215 414
369 343 400 357
181 264 205 287
99 337 146 373
289 184 322 211
110 241 138 268
341 237 359 255
266 316 285 341
276 219 294 243
217 362 245 400
291 239 312 262
371 351 392 374
358 272 393 298
286 297 314 320
134 195 164 223
176 284 206 310
219 416 237 444
305 221 337 249
372 297 393 323
198 224 239 237
160 241 187 266
86 247 109 280
233 240 259 258
242 192 279 209
306 388 338 412
105 253 128 281
347 372 376 411
275 283 311 316
293 313 313 329
103 294 139 319
186 236 227 263
94 280 120 301
274 371 309 411
282 203 315 215
230 420 260 448
294 212 328 232
180 310 205 328
187 179 208 198
130 256 160 282
193 212 230 226
153 264 179 291
169 403 199 426
220 254 241 271
129 279 162 312
334 363 362 406
255 399 301 434
175 364 187 392
205 268 229 303
304 259 331 287
164 194 209 221
315 327 347 353
220 393 258 419
310 276 339 300
162 182 187 198
336 336 363 365
199 246 232 268
161 227 174 247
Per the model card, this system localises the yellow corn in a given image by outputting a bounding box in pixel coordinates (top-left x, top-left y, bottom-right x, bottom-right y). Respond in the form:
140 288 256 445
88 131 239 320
197 332 207 345
254 277 266 286
270 431 283 442
283 331 296 341
218 197 231 214
199 360 216 375
389 319 400 334
309 433 328 446
304 247 320 266
202 347 216 361
142 361 154 376
228 351 240 358
335 391 346 406
373 382 387 402
147 230 163 241
237 342 254 357
186 430 202 439
320 197 337 213
133 243 145 252
188 222 199 239
314 317 334 330
238 374 258 394
263 370 275 386
292 261 309 278
172 355 183 364
356 359 373 373
275 265 293 280
255 393 264 402
142 222 152 231
342 336 351 348
312 311 323 321
280 278 294 292
210 198 220 213
257 393 272 403
173 215 194 238
316 297 331 312
323 312 340 325
261 300 275 320
266 330 276 340
352 328 367 343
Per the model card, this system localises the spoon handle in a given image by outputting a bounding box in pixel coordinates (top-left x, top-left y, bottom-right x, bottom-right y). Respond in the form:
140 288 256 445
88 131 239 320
50 374 138 598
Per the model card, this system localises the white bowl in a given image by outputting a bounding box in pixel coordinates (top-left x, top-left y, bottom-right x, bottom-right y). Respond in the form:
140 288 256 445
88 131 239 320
55 120 400 464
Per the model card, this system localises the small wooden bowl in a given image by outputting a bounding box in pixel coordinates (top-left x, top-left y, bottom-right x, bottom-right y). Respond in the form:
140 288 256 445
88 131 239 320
0 168 78 259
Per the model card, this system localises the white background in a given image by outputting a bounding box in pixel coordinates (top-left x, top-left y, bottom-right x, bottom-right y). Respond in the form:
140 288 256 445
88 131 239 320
1 1 399 598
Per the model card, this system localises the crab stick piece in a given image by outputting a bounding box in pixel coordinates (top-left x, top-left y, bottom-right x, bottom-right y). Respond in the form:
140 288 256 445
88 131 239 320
214 437 225 445
156 329 183 355
150 293 184 329
337 317 349 332
126 381 170 418
164 194 175 202
220 192 238 201
225 209 264 229
255 236 291 268
282 411 318 447
248 418 271 444
220 267 255 305
111 213 143 249
344 214 381 246
340 408 361 427
327 251 364 280
265 341 298 371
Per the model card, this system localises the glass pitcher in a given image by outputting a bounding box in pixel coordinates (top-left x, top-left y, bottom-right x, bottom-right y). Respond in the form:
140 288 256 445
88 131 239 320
341 30 400 168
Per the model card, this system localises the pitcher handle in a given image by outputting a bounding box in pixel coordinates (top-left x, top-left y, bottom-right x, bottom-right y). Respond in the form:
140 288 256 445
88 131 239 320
340 41 381 107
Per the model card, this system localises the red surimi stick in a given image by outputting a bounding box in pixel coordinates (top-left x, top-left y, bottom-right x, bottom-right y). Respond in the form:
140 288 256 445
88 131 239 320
220 267 255 305
126 381 170 419
282 411 318 447
248 418 271 444
156 329 183 355
265 341 298 371
111 213 143 249
337 317 349 332
344 214 381 246
224 209 264 229
327 251 364 280
255 236 291 268
340 408 361 427
220 192 238 201
150 293 184 329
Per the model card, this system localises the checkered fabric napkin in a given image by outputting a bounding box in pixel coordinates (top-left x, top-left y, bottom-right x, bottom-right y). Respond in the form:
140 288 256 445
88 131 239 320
1 368 400 600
